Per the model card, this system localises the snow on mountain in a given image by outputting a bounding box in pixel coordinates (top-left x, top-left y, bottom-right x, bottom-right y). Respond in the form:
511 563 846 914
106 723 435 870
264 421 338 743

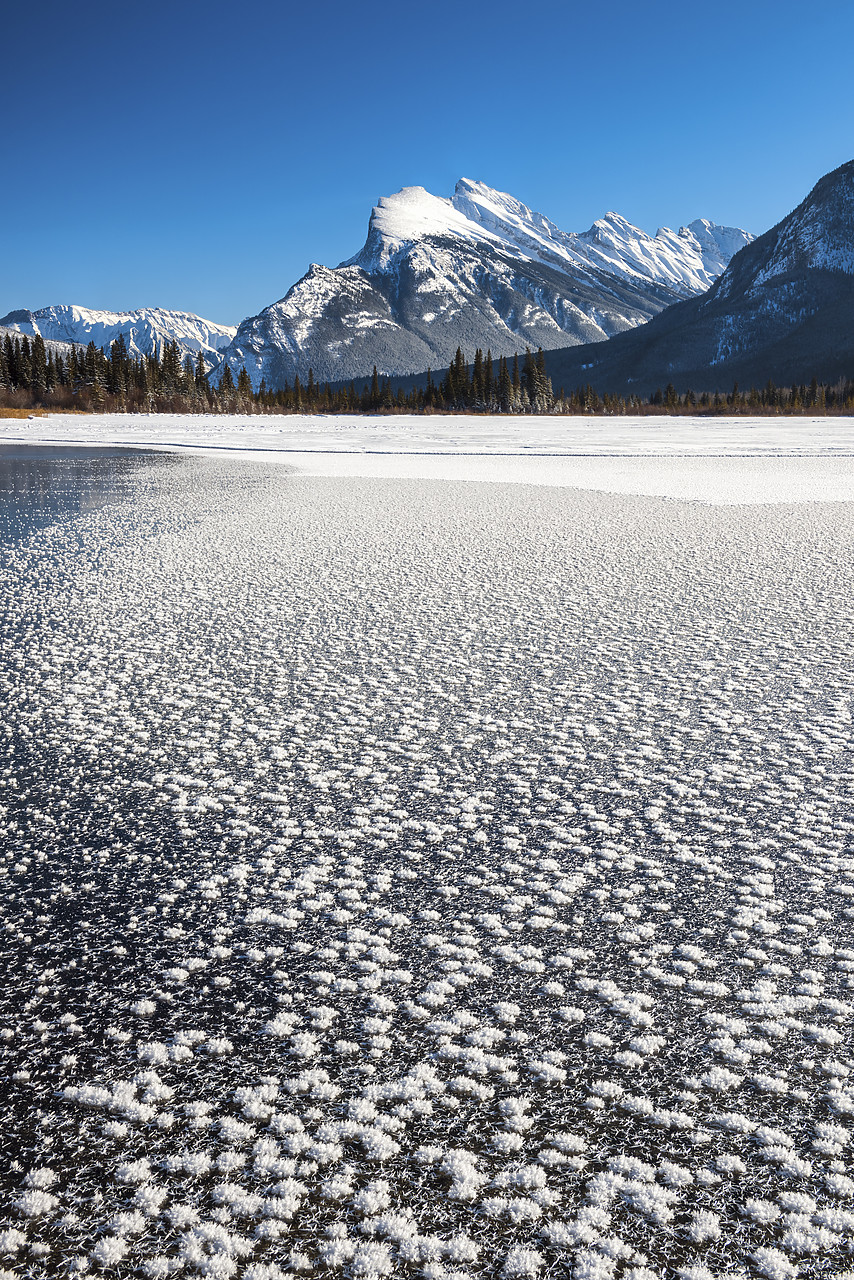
541 159 854 394
217 179 752 389
0 324 77 359
0 304 237 366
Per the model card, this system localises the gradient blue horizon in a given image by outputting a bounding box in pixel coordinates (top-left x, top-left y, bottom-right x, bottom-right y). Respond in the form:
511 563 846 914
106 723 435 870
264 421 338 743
3 0 853 326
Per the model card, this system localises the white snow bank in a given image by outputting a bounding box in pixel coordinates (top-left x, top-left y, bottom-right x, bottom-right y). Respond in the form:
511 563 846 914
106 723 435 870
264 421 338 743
4 412 854 505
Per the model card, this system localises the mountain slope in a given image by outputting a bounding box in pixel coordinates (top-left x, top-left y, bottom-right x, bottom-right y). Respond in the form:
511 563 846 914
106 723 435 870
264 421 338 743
0 305 237 367
217 180 752 389
0 324 78 359
541 160 854 394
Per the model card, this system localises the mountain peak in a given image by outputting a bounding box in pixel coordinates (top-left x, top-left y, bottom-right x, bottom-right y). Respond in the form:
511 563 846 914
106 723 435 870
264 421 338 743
347 186 482 269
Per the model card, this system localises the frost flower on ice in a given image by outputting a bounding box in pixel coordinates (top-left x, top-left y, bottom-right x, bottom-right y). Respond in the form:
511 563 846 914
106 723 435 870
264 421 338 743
441 1149 486 1200
751 1247 799 1279
503 1246 543 1276
685 1210 721 1243
351 1242 393 1276
91 1236 129 1267
15 1190 58 1217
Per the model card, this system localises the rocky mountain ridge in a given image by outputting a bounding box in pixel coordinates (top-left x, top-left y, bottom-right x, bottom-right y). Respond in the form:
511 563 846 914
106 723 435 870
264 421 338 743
0 305 236 368
539 159 854 394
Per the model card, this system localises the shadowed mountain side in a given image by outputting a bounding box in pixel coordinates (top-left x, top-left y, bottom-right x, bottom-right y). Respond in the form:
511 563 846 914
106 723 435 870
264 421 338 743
539 161 854 395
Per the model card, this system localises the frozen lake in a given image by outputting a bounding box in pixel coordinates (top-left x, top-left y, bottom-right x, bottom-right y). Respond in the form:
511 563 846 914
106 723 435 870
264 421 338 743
5 412 854 505
1 446 853 1280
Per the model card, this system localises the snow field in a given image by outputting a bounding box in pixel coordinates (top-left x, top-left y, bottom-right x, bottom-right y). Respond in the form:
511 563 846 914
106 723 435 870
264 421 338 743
0 457 853 1280
4 414 854 505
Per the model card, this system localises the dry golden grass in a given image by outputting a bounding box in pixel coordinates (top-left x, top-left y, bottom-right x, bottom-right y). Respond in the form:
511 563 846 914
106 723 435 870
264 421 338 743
0 407 94 418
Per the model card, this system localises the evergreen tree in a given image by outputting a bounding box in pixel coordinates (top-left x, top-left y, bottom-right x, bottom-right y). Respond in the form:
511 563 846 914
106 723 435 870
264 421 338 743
498 356 512 413
84 340 98 387
2 336 14 388
110 332 128 398
237 366 253 404
19 337 33 390
31 334 48 398
161 339 183 394
195 350 210 401
218 364 235 399
472 348 484 406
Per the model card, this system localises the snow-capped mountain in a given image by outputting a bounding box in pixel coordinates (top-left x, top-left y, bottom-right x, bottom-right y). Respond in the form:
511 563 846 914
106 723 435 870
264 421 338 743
542 158 854 394
216 179 753 388
0 305 237 366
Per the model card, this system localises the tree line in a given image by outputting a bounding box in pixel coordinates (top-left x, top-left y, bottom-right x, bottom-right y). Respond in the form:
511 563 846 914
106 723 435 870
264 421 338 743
0 332 254 413
2 330 853 416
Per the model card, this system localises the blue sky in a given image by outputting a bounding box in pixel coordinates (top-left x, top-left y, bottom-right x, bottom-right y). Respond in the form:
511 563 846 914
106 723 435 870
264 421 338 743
3 0 853 325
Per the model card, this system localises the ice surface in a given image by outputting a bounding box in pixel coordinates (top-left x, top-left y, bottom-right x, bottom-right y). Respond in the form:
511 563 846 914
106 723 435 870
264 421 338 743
1 453 854 1278
4 413 854 504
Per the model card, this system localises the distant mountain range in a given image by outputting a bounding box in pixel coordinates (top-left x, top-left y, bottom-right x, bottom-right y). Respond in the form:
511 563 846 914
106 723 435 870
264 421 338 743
214 180 752 389
4 163 851 399
0 305 236 367
1 184 751 391
540 160 854 394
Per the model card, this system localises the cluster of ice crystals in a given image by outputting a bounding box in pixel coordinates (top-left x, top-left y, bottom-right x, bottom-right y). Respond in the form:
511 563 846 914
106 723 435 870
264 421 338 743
1 454 853 1279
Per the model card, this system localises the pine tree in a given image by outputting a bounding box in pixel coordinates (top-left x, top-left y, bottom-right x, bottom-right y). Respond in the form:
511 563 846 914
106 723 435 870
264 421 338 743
219 365 235 393
195 350 210 401
2 336 14 388
161 339 183 394
110 332 128 398
498 356 512 413
237 366 253 405
31 334 48 399
83 340 99 387
472 348 484 406
19 337 33 390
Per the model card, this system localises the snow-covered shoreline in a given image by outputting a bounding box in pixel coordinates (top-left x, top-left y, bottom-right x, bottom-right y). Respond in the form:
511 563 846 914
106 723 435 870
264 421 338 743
3 412 854 505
